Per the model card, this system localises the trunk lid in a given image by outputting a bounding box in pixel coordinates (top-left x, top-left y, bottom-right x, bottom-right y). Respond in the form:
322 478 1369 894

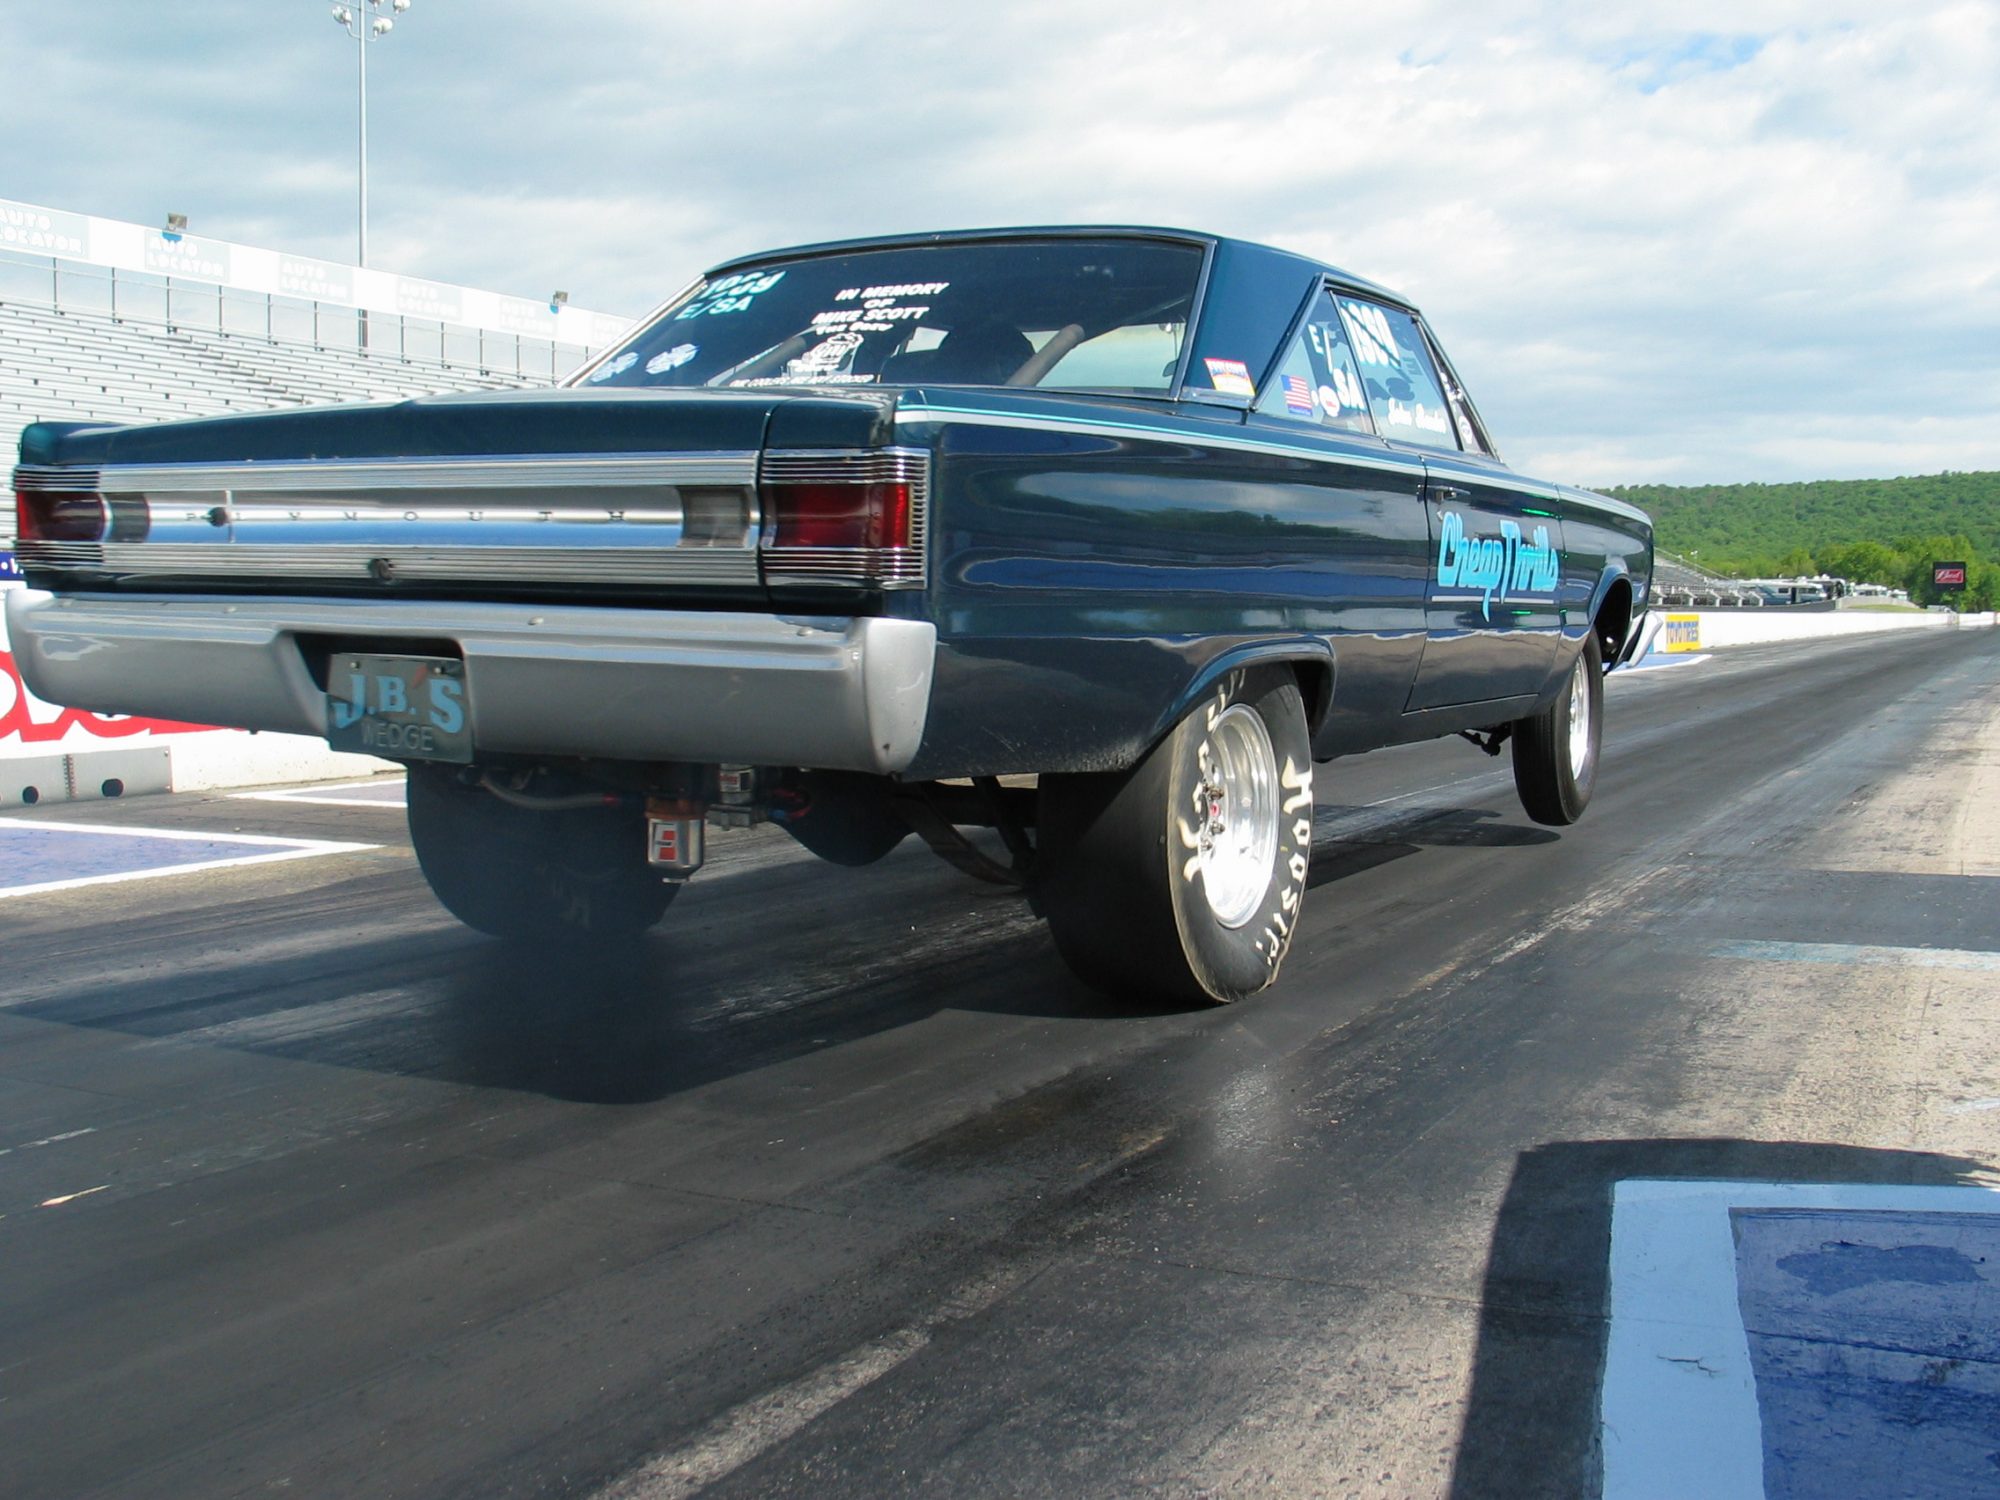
13 387 912 607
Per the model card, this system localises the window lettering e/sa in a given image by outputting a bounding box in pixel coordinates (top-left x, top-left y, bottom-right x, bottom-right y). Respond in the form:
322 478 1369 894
1254 290 1374 434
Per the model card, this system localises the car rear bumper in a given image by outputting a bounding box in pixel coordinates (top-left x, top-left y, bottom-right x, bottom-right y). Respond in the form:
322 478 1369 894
4 590 936 774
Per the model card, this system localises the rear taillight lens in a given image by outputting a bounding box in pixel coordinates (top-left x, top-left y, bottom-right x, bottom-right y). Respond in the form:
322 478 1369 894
756 449 928 588
16 490 108 543
763 480 914 551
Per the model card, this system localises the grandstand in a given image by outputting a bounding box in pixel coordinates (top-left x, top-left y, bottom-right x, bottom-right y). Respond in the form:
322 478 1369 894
2 196 632 547
1650 551 1843 608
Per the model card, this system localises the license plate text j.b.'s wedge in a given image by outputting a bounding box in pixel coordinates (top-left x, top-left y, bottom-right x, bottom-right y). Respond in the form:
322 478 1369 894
326 654 472 763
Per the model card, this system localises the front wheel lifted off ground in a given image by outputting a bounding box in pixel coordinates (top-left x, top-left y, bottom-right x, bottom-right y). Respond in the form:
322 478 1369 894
1039 667 1315 1005
1512 630 1603 826
405 765 676 939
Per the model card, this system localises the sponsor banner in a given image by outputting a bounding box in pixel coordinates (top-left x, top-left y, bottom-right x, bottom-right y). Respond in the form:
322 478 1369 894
277 253 356 305
1663 612 1702 653
493 293 564 336
1933 561 1967 591
0 198 90 257
143 230 232 284
394 275 466 324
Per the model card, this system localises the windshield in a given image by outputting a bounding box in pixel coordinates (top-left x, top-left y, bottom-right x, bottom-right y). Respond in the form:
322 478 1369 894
577 237 1205 395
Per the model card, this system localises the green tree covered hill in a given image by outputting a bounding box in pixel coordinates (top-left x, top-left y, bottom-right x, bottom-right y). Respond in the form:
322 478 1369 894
1602 470 1999 610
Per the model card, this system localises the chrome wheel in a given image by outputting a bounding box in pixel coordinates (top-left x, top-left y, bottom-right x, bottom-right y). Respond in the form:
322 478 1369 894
1565 652 1593 779
1193 703 1280 928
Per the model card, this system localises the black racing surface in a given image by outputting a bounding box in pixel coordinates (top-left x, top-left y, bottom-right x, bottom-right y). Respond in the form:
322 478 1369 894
2 630 1996 1498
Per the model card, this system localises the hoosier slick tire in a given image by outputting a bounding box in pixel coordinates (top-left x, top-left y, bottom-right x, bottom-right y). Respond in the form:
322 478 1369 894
1511 630 1603 827
405 765 676 939
1039 667 1315 1005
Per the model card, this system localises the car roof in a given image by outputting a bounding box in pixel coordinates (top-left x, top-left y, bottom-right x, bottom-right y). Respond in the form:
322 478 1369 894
703 225 1413 310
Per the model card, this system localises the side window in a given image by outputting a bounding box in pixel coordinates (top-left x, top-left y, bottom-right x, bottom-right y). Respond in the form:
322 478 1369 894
1254 289 1375 434
1334 296 1459 449
1423 329 1495 456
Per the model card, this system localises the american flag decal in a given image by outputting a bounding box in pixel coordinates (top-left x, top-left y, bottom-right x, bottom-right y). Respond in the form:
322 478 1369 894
1282 375 1315 415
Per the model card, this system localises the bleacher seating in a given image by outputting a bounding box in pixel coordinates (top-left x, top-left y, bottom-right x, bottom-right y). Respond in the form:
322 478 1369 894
2 300 555 545
2 299 542 446
1652 551 1771 608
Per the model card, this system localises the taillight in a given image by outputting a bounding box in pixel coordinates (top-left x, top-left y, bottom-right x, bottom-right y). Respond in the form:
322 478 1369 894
16 489 108 543
757 449 930 589
764 480 913 551
13 468 146 549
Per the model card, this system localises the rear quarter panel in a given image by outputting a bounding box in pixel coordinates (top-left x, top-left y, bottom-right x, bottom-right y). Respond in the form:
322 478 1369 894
894 392 1432 780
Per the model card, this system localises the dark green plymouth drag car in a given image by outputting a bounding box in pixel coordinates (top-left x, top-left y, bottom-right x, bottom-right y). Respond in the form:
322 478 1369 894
9 227 1653 1002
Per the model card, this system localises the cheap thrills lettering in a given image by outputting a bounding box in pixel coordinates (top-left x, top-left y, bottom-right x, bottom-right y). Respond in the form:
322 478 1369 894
0 650 210 743
1435 510 1560 620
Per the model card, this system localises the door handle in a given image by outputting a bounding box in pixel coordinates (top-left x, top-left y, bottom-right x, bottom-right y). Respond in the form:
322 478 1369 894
1427 482 1469 504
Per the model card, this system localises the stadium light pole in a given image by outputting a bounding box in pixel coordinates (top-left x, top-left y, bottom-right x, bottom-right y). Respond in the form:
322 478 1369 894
328 0 412 271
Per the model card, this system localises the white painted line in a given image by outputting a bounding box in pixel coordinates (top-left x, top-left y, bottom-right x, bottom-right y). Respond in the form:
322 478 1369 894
1712 940 2000 973
14 1127 97 1149
0 820 379 900
39 1185 110 1208
0 818 370 847
596 1329 930 1500
232 779 407 807
1602 1179 2000 1500
594 1259 1044 1499
0 844 380 900
1612 654 1714 678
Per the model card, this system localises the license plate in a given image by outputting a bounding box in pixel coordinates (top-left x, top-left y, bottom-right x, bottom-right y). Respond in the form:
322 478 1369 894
325 653 471 763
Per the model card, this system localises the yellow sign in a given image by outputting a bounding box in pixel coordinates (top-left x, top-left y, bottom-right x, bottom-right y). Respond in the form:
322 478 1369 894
1663 613 1702 653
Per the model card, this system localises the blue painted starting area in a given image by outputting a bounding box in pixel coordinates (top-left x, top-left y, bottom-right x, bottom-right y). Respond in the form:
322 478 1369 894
0 818 376 900
1736 1206 2000 1497
1604 1180 2000 1499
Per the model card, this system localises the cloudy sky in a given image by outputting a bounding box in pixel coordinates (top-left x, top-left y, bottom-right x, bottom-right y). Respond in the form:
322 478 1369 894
4 1 1996 486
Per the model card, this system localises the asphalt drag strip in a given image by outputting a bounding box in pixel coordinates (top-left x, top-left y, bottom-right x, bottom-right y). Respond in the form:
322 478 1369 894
0 627 1996 1499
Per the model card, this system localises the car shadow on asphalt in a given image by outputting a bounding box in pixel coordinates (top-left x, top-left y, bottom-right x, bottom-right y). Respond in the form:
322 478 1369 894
1307 804 1559 891
422 919 1148 1105
1447 1137 1997 1499
10 851 1201 1107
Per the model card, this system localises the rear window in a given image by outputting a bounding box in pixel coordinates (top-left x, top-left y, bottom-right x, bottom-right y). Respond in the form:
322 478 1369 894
578 238 1204 395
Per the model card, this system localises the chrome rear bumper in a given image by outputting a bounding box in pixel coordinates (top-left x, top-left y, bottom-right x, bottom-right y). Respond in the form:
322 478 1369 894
4 590 936 775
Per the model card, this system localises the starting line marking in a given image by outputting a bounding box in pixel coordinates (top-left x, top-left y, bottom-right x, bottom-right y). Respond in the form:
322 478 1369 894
1603 1179 2000 1500
0 818 378 900
231 778 407 808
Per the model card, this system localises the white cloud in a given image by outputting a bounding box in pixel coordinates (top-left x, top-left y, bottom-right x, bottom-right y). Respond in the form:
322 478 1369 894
1 0 1995 483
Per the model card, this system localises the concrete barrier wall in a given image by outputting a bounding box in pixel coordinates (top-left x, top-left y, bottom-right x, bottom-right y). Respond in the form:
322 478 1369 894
1688 608 1997 650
